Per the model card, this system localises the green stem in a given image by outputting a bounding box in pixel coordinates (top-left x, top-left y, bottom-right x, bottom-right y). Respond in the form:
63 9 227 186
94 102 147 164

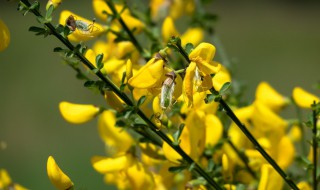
312 101 318 190
105 0 149 60
20 1 222 189
174 40 298 190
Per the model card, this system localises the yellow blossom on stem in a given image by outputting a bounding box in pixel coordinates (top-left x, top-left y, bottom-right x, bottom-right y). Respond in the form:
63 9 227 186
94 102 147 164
47 156 74 190
128 58 165 88
98 110 134 155
125 159 155 190
0 19 10 52
59 10 105 42
212 65 232 91
184 42 221 107
91 153 133 174
293 87 319 109
59 101 100 124
255 81 289 112
258 164 283 190
297 181 312 190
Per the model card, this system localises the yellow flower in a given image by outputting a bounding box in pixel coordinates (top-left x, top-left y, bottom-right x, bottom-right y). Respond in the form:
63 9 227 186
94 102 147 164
183 43 221 107
222 154 233 182
293 87 319 109
47 156 74 190
128 58 165 89
125 159 155 190
59 10 105 42
258 164 283 190
98 110 134 155
0 169 28 190
297 181 312 190
0 19 10 52
255 81 289 112
150 0 195 20
162 16 203 46
205 114 223 147
59 101 100 124
91 153 133 174
212 65 232 91
92 0 144 33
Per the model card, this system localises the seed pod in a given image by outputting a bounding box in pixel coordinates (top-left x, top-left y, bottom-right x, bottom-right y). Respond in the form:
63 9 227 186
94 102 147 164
160 71 176 110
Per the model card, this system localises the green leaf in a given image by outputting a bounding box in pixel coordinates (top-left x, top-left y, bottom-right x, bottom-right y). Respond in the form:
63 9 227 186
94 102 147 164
172 123 185 143
53 47 64 52
36 16 48 24
137 96 146 107
29 1 40 11
236 184 246 190
219 82 231 94
188 162 196 171
168 165 187 173
185 43 194 55
46 5 54 19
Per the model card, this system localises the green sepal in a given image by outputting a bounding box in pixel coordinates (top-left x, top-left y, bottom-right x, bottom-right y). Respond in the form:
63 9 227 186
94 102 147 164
185 43 194 55
172 123 185 144
137 96 146 107
219 82 231 95
45 4 54 20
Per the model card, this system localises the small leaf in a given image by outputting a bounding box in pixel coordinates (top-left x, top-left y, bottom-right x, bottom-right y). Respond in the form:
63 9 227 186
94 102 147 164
36 16 48 24
168 165 187 173
29 26 44 32
115 119 127 127
188 162 196 171
29 1 40 11
46 4 54 19
137 96 146 107
219 82 231 94
96 54 104 67
185 43 194 55
172 123 185 143
53 47 64 52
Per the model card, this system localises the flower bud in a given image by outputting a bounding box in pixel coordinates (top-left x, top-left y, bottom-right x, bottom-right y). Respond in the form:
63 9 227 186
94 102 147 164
0 19 10 52
47 156 74 190
59 101 100 124
46 0 62 10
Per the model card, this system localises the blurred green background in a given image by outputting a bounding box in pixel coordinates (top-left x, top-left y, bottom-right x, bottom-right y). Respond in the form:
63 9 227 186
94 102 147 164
0 0 319 189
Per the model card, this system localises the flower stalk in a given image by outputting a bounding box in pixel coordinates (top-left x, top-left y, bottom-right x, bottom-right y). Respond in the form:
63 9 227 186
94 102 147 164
19 0 222 189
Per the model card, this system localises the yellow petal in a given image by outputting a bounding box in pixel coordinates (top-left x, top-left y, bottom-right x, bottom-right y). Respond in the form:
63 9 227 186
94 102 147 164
126 59 133 81
212 65 232 91
293 87 319 109
102 58 126 74
0 19 10 52
222 154 233 181
98 111 133 154
46 0 62 10
251 101 288 132
258 164 283 190
183 62 196 107
205 114 223 147
162 16 180 43
91 154 133 173
0 169 12 188
84 48 97 67
186 110 206 160
181 27 204 47
189 43 216 64
297 181 312 190
288 125 301 142
128 58 165 88
255 82 288 112
126 160 155 190
276 136 295 169
59 101 100 124
121 14 145 34
47 156 73 190
59 10 105 42
12 184 29 190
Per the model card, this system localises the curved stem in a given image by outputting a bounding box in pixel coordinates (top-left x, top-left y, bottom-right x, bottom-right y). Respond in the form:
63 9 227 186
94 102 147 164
20 0 223 189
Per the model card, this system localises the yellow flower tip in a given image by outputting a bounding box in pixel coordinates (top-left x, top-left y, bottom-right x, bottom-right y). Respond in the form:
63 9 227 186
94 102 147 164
189 42 216 63
0 169 12 187
181 27 204 47
162 16 180 43
293 87 319 109
47 156 73 190
59 101 100 124
91 154 133 174
59 10 105 42
297 181 312 190
255 81 288 112
128 58 165 88
46 0 62 10
0 19 10 52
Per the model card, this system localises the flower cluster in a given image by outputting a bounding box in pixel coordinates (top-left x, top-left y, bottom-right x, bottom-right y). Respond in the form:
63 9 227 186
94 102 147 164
3 0 319 190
